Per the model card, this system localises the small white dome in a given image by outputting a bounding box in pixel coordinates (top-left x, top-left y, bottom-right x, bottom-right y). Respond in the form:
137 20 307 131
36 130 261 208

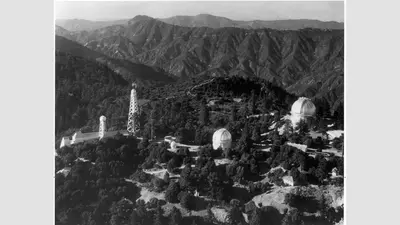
212 128 232 150
99 115 107 121
291 97 316 117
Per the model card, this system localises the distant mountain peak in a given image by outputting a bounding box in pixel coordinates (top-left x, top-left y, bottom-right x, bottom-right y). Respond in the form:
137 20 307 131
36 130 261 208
195 14 221 18
127 15 155 25
131 15 153 21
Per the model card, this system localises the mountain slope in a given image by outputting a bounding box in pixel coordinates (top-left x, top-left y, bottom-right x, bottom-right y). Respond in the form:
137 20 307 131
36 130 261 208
55 16 344 109
55 25 76 40
55 18 129 31
55 35 176 84
55 35 105 59
159 14 344 30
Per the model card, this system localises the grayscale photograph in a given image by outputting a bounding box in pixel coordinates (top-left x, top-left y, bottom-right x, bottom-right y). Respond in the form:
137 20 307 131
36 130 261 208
55 1 345 225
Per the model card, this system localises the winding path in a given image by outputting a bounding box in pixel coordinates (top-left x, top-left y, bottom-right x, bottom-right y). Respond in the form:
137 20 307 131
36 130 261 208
186 78 215 97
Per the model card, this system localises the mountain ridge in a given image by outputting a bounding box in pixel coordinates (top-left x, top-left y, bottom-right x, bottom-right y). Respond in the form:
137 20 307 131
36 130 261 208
55 15 344 110
158 14 344 30
56 14 344 31
55 18 130 32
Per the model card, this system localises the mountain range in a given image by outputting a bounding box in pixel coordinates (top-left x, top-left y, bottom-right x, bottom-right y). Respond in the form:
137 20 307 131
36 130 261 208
55 15 344 110
55 14 344 31
159 14 344 30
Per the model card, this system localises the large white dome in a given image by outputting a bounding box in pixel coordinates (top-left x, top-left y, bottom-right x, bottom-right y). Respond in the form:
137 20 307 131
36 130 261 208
212 128 232 150
291 97 316 117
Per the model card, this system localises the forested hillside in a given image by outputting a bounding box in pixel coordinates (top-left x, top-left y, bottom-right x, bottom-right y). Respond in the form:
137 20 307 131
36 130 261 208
55 51 130 136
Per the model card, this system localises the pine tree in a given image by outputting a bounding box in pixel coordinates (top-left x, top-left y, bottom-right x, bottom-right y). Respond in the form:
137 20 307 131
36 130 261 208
165 182 180 203
251 125 261 142
205 205 214 224
273 112 280 122
241 122 250 141
163 172 170 183
227 204 243 225
282 208 303 225
249 209 261 225
130 210 139 225
169 207 182 225
138 138 149 150
136 201 150 225
230 104 237 122
110 214 121 225
149 108 156 139
170 102 178 123
262 94 270 114
249 90 257 114
296 119 310 135
153 203 164 225
199 101 209 126
223 147 232 159
180 191 193 209
194 127 203 145
283 119 293 135
191 219 198 225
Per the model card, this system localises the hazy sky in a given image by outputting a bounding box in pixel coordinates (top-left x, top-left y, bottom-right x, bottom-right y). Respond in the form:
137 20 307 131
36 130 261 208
55 1 344 22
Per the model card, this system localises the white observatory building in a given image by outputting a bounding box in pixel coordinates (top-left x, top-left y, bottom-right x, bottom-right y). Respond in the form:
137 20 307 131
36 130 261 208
212 128 232 150
290 97 316 128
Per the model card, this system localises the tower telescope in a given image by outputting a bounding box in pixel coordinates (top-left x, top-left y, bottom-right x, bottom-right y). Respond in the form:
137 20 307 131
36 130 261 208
99 115 107 139
127 83 140 135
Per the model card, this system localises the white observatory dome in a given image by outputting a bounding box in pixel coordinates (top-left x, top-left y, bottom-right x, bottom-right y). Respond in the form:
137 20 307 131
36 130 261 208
99 115 107 122
212 128 232 150
291 97 316 117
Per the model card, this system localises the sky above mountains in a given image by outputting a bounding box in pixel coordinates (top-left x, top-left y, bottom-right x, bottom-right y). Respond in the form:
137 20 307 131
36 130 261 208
55 1 344 22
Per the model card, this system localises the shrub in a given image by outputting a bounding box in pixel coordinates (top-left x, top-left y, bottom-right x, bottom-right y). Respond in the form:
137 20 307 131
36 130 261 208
230 199 241 208
130 170 152 183
245 201 257 214
152 177 166 192
146 197 159 209
165 182 180 203
141 160 154 169
179 191 195 210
